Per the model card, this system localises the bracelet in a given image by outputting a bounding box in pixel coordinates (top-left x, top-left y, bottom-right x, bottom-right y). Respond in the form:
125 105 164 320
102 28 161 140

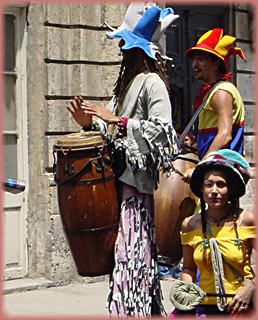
82 122 99 132
118 117 128 132
244 280 256 286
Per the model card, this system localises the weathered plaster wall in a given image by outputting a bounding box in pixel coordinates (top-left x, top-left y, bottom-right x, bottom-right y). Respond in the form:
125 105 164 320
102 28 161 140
235 4 256 212
27 3 127 284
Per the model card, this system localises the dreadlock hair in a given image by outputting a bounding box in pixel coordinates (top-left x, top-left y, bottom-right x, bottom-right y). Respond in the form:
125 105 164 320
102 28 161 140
113 48 170 104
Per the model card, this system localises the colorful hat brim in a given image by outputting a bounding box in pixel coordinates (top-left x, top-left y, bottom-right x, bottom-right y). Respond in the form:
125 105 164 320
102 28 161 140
190 160 246 199
185 45 227 70
107 28 162 60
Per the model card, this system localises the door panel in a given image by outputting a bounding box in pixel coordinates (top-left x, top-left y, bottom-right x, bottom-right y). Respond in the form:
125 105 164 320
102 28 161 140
3 7 28 280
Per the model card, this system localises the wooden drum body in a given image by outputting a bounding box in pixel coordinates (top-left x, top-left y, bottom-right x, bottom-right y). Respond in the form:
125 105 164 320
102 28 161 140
53 132 119 276
154 153 199 264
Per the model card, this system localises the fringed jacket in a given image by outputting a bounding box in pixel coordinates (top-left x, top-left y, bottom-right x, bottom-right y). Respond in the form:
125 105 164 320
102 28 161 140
95 70 180 194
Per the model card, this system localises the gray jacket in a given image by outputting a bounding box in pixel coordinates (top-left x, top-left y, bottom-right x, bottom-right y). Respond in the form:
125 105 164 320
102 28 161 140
95 70 180 194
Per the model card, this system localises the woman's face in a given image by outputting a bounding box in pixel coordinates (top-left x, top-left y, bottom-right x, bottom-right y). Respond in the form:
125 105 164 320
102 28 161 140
201 169 231 208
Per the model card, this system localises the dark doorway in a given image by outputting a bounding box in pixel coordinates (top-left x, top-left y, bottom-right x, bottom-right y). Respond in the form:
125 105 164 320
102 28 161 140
165 4 231 134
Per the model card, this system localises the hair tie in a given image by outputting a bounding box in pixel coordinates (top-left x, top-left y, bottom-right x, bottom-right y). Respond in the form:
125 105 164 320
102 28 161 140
235 238 241 246
201 239 209 248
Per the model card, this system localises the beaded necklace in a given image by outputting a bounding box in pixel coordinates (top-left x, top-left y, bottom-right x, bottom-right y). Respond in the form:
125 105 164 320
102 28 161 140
206 211 231 227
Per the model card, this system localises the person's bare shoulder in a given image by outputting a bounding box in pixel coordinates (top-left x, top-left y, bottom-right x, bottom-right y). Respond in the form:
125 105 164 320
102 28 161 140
240 209 256 227
211 89 233 110
181 213 202 233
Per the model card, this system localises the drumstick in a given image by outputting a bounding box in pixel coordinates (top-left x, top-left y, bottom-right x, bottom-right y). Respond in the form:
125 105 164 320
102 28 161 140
205 293 235 297
170 155 199 177
170 164 184 177
173 168 184 177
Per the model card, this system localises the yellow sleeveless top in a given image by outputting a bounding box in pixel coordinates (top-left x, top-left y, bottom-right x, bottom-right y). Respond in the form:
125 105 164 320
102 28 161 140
181 226 255 305
197 82 245 159
198 82 245 131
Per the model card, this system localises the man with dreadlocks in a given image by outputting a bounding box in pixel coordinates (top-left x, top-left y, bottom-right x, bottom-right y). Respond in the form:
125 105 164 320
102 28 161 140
66 2 180 317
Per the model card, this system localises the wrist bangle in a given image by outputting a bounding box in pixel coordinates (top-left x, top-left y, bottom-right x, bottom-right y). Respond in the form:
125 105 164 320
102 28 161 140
82 122 99 132
244 280 256 286
118 117 128 132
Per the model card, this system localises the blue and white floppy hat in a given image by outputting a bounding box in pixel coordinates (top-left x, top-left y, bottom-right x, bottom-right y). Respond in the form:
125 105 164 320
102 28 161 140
190 149 251 198
106 2 179 60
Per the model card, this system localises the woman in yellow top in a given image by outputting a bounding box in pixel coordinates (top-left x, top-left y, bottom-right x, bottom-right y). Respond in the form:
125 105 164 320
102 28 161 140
179 149 255 317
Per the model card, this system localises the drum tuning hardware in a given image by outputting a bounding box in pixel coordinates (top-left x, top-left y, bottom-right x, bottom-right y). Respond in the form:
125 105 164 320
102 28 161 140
94 145 101 156
60 147 72 156
63 163 74 175
94 157 107 173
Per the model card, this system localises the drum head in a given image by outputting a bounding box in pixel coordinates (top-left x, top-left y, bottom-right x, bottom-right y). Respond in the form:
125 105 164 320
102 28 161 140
54 131 104 151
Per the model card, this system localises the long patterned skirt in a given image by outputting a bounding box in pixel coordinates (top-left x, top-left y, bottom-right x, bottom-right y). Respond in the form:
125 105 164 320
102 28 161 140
107 183 165 317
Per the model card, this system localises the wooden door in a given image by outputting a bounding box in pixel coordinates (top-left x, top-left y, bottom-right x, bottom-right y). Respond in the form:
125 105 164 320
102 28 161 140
166 5 230 131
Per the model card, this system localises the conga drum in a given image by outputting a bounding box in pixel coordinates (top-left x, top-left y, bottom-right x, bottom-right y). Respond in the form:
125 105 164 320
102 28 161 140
53 131 119 276
154 153 199 265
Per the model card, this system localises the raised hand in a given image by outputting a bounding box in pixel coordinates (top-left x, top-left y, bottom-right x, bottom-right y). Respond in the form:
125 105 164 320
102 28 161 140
66 96 92 128
82 101 119 125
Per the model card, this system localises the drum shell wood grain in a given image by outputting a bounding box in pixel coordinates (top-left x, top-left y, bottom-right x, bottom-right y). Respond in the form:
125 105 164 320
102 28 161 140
154 153 198 263
54 132 119 276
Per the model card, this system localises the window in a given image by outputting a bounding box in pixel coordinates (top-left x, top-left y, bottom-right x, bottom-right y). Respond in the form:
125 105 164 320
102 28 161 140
4 13 18 178
3 6 27 180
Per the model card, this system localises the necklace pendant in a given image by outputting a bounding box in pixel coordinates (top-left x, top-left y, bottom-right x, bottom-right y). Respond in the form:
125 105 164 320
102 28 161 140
207 211 230 227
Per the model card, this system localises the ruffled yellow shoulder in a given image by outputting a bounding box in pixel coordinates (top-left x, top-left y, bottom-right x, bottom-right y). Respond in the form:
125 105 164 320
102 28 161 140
180 226 256 246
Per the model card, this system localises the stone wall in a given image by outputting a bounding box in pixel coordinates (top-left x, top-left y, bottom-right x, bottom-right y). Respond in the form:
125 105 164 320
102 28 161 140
235 4 256 211
26 3 127 284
